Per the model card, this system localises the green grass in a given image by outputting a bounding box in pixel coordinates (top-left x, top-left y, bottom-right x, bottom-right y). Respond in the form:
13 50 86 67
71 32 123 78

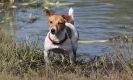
0 27 133 80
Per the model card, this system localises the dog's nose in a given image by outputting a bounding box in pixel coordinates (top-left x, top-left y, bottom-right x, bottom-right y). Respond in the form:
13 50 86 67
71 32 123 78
51 29 56 34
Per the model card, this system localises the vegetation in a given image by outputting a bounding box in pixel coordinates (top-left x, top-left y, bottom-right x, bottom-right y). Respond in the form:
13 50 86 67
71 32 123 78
0 27 133 80
0 0 133 80
0 0 74 9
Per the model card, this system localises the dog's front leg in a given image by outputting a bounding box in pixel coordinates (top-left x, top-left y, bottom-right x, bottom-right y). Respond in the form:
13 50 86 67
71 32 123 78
61 54 65 63
44 50 49 64
69 51 76 64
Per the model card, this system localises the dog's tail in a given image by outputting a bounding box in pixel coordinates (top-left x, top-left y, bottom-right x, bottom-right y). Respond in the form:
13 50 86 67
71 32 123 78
68 8 74 24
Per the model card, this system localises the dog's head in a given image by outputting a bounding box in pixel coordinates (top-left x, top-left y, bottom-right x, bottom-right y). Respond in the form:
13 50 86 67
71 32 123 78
44 9 72 35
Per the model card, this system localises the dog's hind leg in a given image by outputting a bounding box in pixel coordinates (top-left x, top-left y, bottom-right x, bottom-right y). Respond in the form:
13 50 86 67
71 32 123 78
69 51 76 64
73 50 76 63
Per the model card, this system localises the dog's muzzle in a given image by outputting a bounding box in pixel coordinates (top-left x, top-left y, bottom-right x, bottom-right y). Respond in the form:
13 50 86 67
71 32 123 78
51 29 56 34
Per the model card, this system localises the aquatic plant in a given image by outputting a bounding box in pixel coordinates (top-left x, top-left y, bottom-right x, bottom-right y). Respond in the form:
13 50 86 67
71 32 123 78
43 0 74 9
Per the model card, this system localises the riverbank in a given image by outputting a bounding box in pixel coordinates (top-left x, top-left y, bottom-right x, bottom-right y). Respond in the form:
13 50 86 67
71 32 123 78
0 27 133 80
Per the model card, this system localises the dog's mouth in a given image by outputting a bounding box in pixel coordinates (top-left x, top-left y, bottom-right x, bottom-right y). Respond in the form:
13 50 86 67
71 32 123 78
50 28 61 35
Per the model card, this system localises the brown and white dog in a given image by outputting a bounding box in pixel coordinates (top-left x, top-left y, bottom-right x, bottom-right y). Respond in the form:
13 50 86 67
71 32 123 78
44 8 78 64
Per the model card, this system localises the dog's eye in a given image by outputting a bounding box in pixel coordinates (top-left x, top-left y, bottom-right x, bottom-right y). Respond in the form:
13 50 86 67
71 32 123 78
50 21 53 23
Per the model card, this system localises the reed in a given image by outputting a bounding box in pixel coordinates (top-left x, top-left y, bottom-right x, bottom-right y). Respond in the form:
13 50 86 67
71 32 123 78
0 27 133 80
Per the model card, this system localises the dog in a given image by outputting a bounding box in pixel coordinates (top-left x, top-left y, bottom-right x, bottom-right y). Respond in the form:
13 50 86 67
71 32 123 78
44 8 78 64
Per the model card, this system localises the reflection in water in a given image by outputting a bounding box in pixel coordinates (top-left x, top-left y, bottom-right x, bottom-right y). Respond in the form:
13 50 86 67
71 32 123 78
0 8 17 37
0 0 133 55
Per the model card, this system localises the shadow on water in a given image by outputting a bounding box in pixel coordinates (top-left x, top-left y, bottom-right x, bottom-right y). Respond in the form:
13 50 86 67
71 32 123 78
0 0 133 56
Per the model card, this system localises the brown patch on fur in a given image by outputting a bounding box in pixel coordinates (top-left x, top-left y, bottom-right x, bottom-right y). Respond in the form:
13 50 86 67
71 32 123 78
44 9 54 16
44 9 73 33
62 15 72 23
48 15 66 32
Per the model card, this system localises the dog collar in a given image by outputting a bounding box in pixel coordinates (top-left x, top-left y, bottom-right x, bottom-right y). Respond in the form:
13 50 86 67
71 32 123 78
48 33 68 45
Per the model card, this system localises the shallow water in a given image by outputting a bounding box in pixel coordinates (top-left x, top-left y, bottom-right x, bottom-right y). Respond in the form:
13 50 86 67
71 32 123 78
1 0 133 56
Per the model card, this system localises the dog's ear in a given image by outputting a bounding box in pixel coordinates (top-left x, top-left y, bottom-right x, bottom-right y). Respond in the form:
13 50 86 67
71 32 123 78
44 8 54 16
62 15 72 23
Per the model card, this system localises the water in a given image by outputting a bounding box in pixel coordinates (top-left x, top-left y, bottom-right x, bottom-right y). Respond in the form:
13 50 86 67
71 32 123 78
1 0 133 56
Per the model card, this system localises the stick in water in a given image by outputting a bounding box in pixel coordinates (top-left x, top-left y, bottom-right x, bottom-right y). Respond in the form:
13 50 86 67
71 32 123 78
78 40 108 44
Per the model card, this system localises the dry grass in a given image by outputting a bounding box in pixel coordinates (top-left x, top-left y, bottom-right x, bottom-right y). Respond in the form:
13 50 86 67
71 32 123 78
0 28 133 80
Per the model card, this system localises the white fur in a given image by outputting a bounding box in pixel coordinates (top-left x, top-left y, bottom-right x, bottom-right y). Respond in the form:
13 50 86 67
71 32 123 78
44 8 78 64
44 29 73 52
68 8 74 20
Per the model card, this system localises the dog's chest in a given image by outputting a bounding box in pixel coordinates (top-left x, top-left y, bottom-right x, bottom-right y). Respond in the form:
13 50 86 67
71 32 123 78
44 35 72 51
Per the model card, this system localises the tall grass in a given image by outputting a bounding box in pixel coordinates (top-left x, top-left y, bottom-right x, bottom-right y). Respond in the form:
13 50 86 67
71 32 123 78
0 27 133 80
0 28 44 75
